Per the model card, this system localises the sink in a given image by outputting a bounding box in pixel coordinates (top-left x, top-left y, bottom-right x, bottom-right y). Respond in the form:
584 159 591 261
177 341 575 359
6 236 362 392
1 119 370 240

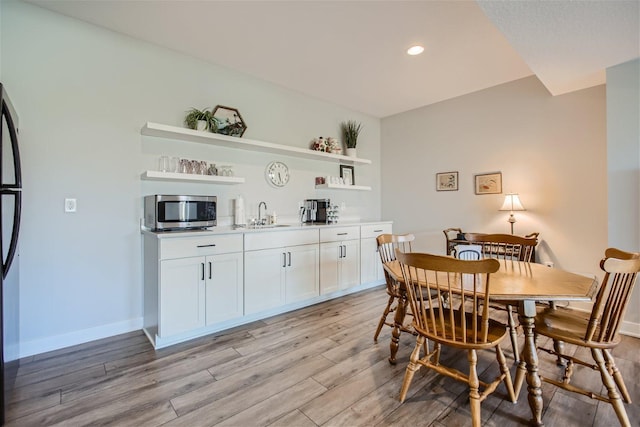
245 224 291 229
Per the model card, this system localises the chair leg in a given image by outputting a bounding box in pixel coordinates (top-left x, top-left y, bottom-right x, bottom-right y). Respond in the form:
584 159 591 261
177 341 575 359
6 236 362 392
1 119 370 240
399 335 424 403
603 349 632 404
513 359 527 398
496 345 517 403
592 348 631 427
506 304 520 362
553 339 566 366
468 349 482 427
374 295 396 341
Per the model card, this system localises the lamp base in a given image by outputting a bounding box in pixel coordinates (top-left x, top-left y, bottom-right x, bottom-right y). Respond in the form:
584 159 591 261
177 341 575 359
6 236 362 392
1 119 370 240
508 214 516 235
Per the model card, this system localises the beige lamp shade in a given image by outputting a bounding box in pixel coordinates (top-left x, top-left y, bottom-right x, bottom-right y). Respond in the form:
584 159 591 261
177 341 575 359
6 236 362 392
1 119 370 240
499 193 525 212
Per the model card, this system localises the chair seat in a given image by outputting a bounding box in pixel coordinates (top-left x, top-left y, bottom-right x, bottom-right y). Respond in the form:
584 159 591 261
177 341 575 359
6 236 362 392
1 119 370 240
414 308 509 350
535 306 620 349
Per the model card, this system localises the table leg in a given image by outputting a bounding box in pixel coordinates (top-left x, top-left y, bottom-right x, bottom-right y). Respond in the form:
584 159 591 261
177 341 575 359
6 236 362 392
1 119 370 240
389 294 407 365
518 300 544 426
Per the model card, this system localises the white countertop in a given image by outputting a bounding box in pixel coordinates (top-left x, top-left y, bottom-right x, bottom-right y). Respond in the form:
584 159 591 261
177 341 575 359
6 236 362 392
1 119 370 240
141 220 393 238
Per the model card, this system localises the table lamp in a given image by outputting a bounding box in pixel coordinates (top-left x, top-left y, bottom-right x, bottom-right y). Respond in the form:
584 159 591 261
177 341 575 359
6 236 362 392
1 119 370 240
499 193 525 234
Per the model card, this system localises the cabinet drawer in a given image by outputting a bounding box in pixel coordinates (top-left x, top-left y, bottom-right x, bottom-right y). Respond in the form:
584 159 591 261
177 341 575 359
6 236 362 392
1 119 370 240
160 234 243 259
320 226 360 243
361 223 393 239
245 229 319 251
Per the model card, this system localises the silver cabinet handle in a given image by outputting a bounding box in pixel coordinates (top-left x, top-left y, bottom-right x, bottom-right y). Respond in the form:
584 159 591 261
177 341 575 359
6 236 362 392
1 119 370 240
197 244 216 248
288 252 292 267
374 229 383 232
201 263 205 280
208 261 212 279
343 245 347 258
282 252 287 268
337 233 348 236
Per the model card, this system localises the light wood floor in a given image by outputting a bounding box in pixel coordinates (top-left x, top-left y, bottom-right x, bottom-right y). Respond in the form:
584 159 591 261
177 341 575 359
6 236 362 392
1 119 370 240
6 286 639 426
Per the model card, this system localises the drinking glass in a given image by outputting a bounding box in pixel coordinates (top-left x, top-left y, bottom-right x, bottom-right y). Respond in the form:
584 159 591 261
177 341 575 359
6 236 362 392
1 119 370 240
158 156 169 172
170 157 180 173
199 161 208 175
190 160 200 175
180 158 192 174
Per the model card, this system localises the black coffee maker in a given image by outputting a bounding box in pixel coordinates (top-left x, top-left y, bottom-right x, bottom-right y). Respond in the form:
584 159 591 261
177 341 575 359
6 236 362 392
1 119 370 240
303 199 330 224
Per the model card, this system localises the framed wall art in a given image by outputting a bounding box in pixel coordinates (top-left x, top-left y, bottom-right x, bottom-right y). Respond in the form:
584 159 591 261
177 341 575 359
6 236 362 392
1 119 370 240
340 164 355 185
436 171 458 191
474 172 502 195
212 105 247 137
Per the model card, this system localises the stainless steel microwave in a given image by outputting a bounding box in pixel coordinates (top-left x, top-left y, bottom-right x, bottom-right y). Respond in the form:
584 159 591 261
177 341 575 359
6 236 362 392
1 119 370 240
144 195 217 231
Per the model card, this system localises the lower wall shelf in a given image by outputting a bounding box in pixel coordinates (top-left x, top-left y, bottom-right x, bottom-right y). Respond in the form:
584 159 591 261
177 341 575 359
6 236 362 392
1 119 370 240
141 170 245 184
315 183 372 191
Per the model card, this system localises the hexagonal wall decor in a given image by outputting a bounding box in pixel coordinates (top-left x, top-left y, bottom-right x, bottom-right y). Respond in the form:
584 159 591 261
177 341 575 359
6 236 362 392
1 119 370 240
212 105 247 137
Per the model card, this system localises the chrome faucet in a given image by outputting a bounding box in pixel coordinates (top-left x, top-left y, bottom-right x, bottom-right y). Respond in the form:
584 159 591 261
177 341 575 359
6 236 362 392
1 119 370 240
258 201 268 225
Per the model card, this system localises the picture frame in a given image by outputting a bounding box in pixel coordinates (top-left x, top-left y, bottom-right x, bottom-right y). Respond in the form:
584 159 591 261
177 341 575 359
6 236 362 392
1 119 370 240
474 172 502 195
212 105 247 137
340 164 355 185
436 171 458 191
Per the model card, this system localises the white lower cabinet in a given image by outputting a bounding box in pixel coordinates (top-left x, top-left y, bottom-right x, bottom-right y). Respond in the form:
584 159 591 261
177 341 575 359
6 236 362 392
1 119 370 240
159 256 206 337
319 226 361 295
360 223 393 285
205 252 244 325
159 252 244 336
244 229 320 315
145 233 244 342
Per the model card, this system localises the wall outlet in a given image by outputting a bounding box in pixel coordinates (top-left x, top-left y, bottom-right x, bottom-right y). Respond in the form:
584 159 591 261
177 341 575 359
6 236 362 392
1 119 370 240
65 198 77 213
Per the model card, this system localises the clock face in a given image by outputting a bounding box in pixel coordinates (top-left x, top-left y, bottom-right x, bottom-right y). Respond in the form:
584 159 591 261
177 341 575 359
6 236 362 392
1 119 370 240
266 161 290 187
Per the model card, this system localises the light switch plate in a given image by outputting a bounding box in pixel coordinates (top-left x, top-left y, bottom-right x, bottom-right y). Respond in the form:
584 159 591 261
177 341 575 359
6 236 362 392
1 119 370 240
65 198 77 213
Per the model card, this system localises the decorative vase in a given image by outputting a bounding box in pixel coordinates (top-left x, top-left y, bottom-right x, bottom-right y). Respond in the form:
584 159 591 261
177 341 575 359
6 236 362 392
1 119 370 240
346 148 357 158
196 120 208 132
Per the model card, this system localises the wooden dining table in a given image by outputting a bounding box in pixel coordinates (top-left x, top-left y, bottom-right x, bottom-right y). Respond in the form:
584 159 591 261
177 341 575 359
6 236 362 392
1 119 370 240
383 259 598 426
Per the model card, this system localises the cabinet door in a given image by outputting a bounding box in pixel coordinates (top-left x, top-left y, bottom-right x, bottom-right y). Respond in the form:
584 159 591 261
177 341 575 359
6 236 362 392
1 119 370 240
340 239 361 290
205 253 244 325
159 257 206 337
320 242 340 295
285 244 319 303
244 248 286 315
361 237 383 284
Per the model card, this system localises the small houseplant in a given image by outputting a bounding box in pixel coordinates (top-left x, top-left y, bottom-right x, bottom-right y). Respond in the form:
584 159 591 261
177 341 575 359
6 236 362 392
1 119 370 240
341 120 362 157
184 108 218 132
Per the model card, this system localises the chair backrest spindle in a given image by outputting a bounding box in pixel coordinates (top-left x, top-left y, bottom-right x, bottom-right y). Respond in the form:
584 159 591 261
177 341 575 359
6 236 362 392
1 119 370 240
586 251 640 344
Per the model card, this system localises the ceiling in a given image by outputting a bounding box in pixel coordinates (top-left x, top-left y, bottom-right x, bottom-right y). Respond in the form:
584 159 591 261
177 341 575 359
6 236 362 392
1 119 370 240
24 0 640 118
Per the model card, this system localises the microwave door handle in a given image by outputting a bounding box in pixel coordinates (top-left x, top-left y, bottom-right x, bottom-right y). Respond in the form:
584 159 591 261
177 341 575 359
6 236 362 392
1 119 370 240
2 190 21 280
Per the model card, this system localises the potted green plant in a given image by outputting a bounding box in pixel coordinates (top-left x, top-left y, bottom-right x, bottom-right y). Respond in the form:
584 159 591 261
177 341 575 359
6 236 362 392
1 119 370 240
184 108 218 132
341 120 362 157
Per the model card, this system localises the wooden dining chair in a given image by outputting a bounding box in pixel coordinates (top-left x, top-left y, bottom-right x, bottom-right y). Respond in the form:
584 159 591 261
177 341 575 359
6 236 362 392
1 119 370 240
533 248 640 427
396 251 516 427
442 227 463 255
373 233 415 341
464 232 539 362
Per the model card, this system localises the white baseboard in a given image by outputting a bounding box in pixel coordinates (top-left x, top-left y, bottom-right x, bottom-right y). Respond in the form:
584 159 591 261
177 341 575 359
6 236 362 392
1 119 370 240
620 320 640 338
18 317 143 359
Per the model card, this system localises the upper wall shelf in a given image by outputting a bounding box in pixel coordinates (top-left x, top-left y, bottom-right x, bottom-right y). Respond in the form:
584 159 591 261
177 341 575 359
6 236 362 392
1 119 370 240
141 122 372 165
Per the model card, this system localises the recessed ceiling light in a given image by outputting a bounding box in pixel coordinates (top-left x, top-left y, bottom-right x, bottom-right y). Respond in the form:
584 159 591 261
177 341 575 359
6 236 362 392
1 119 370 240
407 45 424 56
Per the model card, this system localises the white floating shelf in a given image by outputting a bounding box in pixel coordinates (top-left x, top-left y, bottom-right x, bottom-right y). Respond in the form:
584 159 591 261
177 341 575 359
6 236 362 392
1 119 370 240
141 170 245 185
141 122 372 165
315 183 372 191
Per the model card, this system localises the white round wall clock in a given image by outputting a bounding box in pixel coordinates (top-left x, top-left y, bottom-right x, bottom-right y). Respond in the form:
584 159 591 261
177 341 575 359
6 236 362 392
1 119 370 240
265 161 290 187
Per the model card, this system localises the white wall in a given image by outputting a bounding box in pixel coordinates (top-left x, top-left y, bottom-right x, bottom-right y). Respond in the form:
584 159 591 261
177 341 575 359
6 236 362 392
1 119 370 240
606 58 640 331
381 76 608 304
1 1 381 357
